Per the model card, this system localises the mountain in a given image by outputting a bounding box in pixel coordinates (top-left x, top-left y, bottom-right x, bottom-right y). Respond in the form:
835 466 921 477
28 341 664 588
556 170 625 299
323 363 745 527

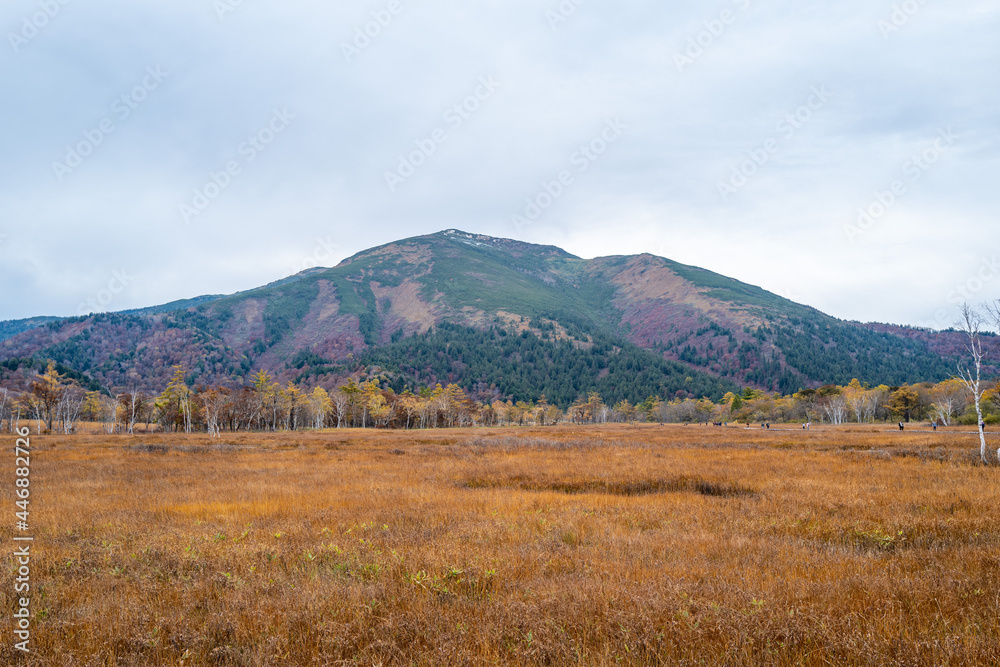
0 229 985 405
0 316 63 342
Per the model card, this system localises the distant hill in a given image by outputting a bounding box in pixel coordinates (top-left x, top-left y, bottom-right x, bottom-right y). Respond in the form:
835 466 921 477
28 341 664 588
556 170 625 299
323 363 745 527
0 316 62 342
0 229 986 404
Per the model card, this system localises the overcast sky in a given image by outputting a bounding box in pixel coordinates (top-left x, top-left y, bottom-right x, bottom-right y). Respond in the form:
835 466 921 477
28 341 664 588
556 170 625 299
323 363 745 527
1 0 997 329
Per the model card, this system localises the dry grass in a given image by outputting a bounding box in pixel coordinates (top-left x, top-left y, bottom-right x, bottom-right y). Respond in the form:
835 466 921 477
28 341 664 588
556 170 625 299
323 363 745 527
3 424 1000 665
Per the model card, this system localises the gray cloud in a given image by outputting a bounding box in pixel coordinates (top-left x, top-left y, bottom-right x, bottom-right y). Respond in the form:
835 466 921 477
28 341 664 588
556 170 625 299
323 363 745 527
1 0 997 328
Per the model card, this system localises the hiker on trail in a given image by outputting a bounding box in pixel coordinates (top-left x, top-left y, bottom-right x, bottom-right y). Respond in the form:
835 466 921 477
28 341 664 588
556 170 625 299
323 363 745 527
981 420 986 432
932 422 938 432
899 422 904 431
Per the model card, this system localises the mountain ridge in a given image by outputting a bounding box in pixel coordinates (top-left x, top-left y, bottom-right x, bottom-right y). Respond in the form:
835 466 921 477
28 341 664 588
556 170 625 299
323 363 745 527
0 229 984 402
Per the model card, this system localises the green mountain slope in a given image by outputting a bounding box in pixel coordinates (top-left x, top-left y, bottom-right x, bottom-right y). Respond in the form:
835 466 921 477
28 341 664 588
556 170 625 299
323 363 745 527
351 322 734 408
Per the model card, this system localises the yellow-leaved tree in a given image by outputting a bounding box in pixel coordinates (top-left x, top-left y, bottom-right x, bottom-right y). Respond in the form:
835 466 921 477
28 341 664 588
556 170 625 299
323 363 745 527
28 362 64 432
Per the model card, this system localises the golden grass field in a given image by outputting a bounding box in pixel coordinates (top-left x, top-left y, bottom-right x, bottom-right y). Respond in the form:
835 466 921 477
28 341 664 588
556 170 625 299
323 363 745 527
3 424 1000 665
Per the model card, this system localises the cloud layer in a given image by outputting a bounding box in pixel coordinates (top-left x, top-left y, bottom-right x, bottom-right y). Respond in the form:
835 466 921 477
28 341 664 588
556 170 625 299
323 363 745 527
1 0 997 329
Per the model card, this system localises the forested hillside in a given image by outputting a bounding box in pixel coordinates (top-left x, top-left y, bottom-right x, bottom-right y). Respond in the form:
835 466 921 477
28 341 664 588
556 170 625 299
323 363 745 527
335 322 733 408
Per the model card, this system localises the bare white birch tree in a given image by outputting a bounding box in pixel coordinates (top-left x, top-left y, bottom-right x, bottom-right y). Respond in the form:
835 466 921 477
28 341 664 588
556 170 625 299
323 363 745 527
598 404 611 424
956 304 989 464
201 389 227 438
120 388 144 435
24 393 43 434
865 387 887 423
331 390 350 428
822 395 848 425
99 394 119 434
0 388 8 433
57 387 87 435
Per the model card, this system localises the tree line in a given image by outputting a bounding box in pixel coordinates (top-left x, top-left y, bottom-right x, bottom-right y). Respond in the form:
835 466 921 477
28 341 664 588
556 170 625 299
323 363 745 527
2 362 998 437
